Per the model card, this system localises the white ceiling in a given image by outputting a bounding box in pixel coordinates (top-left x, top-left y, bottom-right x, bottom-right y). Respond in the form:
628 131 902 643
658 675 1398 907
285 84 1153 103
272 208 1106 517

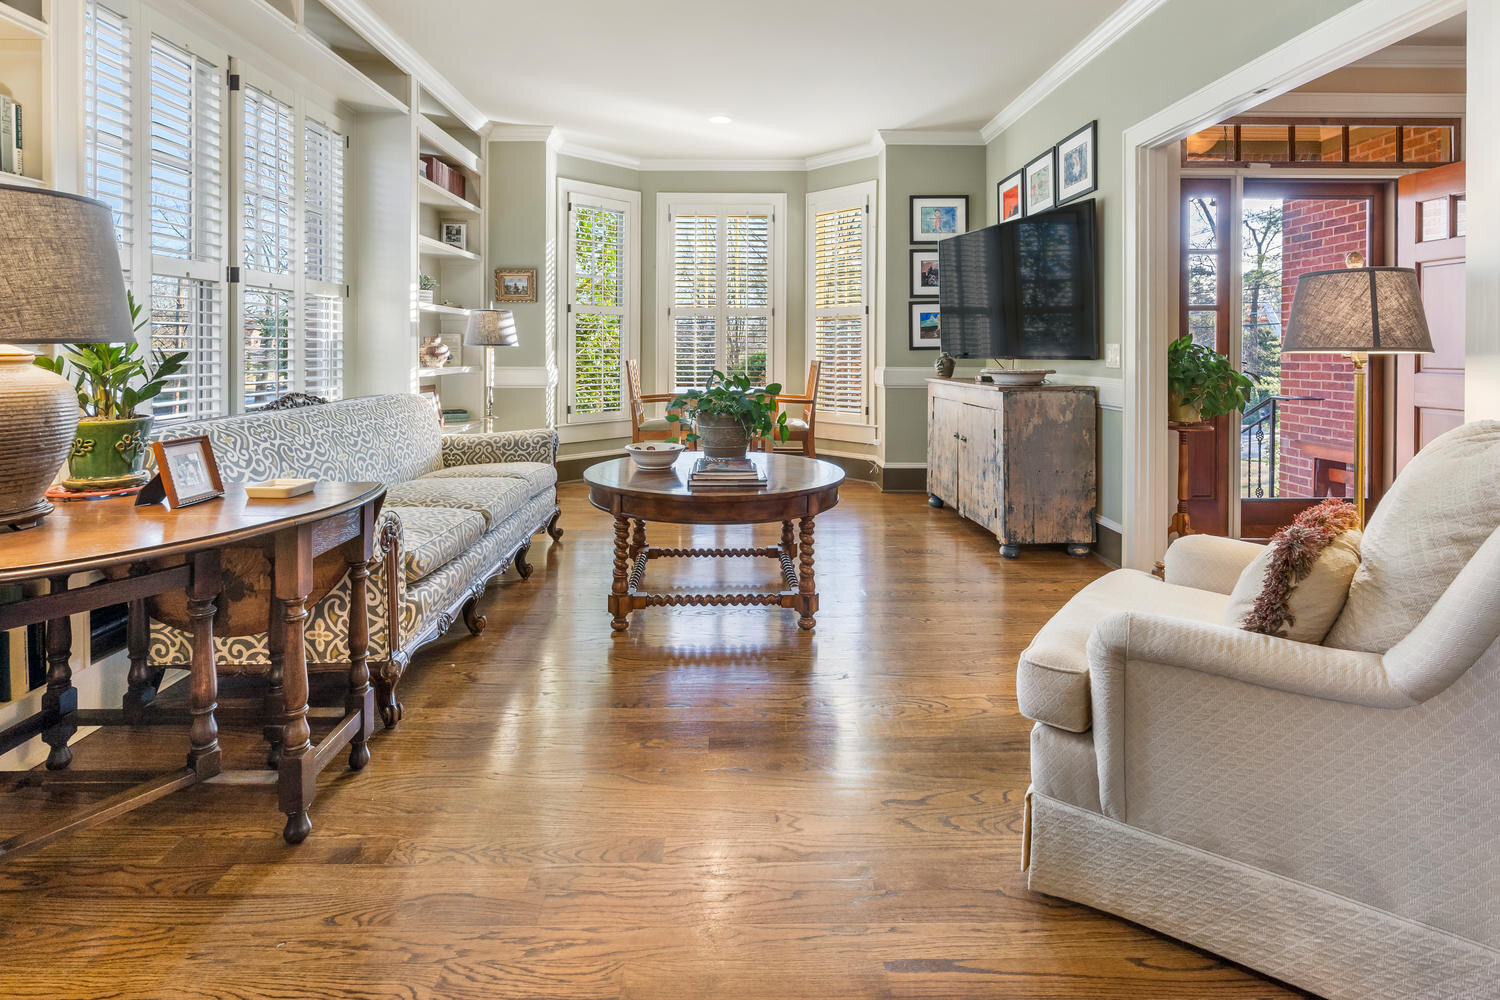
361 0 1129 160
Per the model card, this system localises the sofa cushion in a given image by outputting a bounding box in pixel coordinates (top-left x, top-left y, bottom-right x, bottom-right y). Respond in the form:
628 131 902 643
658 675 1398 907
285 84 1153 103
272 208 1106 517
385 476 530 530
390 506 486 582
1018 569 1229 733
420 461 557 494
1326 420 1500 653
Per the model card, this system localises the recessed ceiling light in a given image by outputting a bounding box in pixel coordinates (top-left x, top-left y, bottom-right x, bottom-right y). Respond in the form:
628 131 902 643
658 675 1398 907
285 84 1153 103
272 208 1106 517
708 115 732 125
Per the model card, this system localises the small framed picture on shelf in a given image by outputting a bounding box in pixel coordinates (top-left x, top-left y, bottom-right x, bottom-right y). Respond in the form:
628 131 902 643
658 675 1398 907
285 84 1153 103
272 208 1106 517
494 266 538 303
1056 121 1097 204
1024 148 1057 216
909 195 968 244
909 302 942 350
997 170 1023 223
910 249 940 297
440 221 468 250
151 436 224 510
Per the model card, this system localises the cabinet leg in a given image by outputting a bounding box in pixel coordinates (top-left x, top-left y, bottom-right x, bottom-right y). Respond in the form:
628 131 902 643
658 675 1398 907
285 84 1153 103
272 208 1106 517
1000 543 1020 559
1066 543 1091 558
928 494 944 509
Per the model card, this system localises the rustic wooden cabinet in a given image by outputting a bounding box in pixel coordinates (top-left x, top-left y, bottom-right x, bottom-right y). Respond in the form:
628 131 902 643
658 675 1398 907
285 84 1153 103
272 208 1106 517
926 379 1097 558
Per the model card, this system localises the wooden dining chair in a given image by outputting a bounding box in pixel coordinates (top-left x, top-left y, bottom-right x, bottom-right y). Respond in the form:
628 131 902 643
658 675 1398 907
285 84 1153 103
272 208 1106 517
760 360 821 457
626 359 684 444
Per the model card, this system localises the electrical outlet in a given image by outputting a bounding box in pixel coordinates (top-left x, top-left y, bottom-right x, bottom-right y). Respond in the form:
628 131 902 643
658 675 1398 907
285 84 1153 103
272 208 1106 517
1105 343 1121 368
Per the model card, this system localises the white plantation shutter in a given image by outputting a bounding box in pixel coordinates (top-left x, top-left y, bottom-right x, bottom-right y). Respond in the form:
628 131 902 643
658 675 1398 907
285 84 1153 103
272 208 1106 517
568 196 628 417
807 183 874 425
242 285 292 409
241 85 295 404
303 117 344 399
84 1 132 260
666 200 778 392
148 35 225 422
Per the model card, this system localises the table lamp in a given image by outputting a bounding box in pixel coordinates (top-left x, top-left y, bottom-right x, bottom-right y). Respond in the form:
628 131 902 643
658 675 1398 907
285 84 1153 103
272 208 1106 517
1283 257 1433 524
0 184 133 529
464 308 519 428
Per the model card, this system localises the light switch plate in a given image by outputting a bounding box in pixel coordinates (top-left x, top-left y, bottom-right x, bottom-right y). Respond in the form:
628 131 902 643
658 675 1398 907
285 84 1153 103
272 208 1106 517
1105 343 1121 368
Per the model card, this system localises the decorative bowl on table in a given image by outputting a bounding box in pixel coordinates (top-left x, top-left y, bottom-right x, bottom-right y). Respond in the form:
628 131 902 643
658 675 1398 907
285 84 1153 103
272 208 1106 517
625 442 684 470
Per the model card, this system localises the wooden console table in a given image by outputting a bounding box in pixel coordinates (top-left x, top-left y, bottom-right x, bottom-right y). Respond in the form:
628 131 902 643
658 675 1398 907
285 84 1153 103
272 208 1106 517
0 481 384 857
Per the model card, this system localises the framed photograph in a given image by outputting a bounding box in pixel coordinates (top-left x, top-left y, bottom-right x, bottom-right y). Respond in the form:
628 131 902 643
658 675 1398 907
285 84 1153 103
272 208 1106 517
909 195 968 244
910 249 940 297
494 266 538 303
909 301 942 350
1056 121 1097 204
440 221 468 250
996 170 1023 223
150 436 224 509
1024 149 1057 216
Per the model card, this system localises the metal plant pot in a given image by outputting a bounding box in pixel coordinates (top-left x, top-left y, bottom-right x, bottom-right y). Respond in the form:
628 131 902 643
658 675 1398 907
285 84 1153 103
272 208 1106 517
694 412 750 459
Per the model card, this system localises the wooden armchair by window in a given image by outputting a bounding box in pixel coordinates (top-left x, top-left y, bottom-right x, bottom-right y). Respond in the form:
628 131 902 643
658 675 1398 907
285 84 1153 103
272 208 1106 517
759 360 821 457
626 359 687 444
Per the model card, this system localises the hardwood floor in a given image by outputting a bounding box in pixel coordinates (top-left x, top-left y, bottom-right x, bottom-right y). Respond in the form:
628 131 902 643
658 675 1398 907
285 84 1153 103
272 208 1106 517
0 482 1308 999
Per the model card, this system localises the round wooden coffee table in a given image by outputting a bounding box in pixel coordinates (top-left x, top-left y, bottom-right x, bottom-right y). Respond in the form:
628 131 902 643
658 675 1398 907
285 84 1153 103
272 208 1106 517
583 453 844 631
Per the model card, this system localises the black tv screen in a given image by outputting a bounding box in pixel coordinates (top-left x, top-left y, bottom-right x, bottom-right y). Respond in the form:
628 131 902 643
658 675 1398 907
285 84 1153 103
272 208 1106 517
937 198 1099 360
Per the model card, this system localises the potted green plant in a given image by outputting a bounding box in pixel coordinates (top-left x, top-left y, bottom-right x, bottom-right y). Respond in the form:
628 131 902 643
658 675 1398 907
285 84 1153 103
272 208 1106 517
666 369 789 458
419 274 438 304
1166 335 1254 424
34 292 187 489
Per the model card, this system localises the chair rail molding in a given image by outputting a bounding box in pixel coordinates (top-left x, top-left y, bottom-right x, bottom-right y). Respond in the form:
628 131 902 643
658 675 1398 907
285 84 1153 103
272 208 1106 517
1119 0 1467 572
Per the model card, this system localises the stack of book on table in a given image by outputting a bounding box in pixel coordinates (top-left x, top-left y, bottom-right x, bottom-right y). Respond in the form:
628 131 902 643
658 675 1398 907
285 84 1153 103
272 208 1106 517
688 457 766 491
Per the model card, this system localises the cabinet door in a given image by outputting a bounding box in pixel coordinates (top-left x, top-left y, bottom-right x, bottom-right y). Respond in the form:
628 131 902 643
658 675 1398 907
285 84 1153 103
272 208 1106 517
927 394 961 503
958 403 1000 527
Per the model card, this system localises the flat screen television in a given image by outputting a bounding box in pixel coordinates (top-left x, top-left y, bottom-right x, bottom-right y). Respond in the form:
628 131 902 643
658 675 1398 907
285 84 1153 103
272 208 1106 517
937 198 1099 360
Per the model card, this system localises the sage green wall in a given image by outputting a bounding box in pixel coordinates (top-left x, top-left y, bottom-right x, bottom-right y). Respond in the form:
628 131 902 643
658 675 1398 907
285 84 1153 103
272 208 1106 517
983 0 1363 525
486 141 552 432
880 145 988 467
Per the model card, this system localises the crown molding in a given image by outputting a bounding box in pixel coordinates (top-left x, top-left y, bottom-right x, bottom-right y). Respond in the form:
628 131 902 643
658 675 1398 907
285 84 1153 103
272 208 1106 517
556 140 642 170
980 0 1169 143
804 135 884 169
1352 43 1466 68
878 129 984 146
318 0 486 130
636 157 808 172
489 124 561 143
555 133 884 173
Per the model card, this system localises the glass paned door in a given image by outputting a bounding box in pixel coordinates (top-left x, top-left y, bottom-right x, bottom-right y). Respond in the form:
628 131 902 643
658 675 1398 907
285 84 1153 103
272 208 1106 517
1238 181 1388 538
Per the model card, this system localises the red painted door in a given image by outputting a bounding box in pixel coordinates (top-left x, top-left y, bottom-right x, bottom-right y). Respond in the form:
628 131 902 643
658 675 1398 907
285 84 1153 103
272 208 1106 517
1396 162 1466 470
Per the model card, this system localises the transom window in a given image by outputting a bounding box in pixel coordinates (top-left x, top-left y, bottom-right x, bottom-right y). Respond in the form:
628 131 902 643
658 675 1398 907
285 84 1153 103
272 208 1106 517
1183 118 1460 168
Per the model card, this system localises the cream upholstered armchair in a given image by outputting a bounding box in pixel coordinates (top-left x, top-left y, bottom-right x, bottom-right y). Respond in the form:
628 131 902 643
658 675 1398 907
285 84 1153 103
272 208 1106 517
1017 421 1500 1000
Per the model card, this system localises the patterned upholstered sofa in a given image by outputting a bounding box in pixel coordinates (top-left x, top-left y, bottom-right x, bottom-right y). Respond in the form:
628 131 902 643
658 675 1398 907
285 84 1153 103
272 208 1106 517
1016 420 1500 1000
147 394 561 726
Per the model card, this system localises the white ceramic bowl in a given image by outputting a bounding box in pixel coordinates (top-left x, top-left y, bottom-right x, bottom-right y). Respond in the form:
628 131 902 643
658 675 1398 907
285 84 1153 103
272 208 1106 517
625 441 684 470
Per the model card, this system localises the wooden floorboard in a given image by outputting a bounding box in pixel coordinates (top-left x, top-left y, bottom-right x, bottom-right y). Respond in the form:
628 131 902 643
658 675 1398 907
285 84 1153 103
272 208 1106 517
0 481 1310 999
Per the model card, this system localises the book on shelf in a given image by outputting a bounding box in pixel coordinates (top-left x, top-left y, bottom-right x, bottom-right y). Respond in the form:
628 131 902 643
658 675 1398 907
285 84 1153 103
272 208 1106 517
0 96 22 176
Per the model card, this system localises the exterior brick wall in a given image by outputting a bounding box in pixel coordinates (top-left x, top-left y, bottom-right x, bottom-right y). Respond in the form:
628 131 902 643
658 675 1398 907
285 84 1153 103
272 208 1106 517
1276 198 1364 497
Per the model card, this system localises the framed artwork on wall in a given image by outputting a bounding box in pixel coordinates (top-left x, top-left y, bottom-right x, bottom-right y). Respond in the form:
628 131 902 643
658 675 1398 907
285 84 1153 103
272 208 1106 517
997 170 1023 223
1056 121 1098 204
1024 149 1057 215
494 267 538 303
910 195 968 244
910 249 940 296
909 301 942 350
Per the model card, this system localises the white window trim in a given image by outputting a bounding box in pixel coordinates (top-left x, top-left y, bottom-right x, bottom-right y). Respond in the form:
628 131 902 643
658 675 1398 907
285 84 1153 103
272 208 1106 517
654 192 788 394
555 178 641 439
805 180 877 444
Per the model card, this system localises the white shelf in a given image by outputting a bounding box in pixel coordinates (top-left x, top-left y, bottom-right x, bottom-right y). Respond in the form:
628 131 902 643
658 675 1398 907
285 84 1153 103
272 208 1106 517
419 301 470 317
418 365 478 378
0 170 46 189
0 4 46 40
442 421 480 433
418 176 480 216
418 116 481 174
418 234 479 261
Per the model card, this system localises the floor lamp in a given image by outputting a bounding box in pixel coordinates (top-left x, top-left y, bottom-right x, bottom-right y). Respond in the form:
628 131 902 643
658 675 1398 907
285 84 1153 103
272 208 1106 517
464 308 519 429
1282 260 1433 525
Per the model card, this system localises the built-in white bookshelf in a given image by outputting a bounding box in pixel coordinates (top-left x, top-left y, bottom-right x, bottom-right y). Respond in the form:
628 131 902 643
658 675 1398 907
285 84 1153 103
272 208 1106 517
0 0 53 190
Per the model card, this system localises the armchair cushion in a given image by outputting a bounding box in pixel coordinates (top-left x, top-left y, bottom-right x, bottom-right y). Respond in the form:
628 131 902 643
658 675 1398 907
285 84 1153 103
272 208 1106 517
421 461 558 494
1017 568 1229 732
385 476 531 530
391 506 486 583
638 416 672 433
1162 534 1265 594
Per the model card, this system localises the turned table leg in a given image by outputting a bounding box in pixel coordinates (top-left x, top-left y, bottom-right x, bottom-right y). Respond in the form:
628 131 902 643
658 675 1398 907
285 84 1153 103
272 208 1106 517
275 525 316 844
263 595 286 770
609 514 630 632
122 565 155 724
797 516 818 631
41 574 77 771
780 520 797 562
345 556 374 772
185 550 221 776
629 518 647 561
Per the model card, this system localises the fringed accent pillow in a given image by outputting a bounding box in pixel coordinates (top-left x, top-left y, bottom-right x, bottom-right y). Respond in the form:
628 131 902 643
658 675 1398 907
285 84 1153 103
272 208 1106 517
1224 499 1363 644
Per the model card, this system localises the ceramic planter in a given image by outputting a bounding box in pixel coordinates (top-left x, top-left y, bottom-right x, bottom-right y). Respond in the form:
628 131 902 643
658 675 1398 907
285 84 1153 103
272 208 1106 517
694 412 750 458
1168 396 1205 425
65 415 153 490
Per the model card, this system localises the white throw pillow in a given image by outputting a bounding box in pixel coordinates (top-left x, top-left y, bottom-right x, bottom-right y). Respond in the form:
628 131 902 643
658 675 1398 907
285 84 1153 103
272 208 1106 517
1225 513 1363 644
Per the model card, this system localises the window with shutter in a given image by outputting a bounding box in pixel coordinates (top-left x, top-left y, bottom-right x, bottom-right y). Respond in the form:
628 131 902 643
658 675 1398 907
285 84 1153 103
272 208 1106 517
661 196 783 393
84 1 132 261
303 117 344 399
241 84 296 405
568 197 628 417
148 35 225 422
806 182 875 430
